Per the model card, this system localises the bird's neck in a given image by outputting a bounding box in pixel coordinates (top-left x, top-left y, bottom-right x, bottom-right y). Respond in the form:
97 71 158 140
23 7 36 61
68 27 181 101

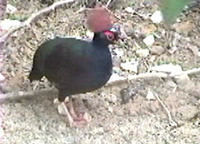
92 33 109 48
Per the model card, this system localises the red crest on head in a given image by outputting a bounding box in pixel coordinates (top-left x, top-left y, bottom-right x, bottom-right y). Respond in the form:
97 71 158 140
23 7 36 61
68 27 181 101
86 4 113 32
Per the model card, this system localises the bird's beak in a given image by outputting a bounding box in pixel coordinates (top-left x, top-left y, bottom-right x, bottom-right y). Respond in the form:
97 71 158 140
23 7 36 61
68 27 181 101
118 26 128 40
110 24 128 40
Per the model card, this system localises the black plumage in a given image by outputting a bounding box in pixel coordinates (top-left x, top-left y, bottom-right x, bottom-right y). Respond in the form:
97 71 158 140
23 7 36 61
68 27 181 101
29 32 113 101
29 29 119 126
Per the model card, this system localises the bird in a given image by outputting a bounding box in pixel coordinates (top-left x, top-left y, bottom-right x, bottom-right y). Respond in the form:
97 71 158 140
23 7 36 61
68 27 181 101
29 5 121 126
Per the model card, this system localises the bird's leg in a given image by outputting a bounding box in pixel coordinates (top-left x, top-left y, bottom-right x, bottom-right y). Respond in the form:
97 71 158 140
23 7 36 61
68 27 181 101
58 102 75 127
55 97 91 127
66 97 92 124
32 81 40 90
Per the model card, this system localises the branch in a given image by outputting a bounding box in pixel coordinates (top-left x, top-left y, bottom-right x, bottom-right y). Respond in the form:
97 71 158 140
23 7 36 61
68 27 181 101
0 87 57 102
106 0 113 7
0 0 75 46
107 67 200 87
1 66 200 102
154 92 178 127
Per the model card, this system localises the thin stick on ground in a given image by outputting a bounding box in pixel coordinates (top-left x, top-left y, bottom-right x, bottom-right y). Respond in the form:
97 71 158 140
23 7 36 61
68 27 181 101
107 67 200 87
106 0 113 7
0 87 57 102
1 66 200 102
0 0 75 47
154 93 178 127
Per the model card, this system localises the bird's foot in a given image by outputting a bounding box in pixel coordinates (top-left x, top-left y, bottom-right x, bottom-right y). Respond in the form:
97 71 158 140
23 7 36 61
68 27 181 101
56 99 91 127
73 112 92 127
66 98 92 127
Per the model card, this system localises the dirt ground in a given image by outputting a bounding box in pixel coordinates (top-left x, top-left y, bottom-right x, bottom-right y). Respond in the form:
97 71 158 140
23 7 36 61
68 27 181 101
1 0 200 143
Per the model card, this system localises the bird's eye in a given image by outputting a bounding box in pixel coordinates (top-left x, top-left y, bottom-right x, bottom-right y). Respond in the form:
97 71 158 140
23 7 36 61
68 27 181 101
106 33 114 41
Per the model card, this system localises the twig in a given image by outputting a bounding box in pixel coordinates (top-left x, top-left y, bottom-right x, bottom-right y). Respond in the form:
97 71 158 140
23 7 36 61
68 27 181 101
107 67 200 87
106 0 113 7
0 0 75 46
1 66 200 102
0 87 57 102
154 92 178 127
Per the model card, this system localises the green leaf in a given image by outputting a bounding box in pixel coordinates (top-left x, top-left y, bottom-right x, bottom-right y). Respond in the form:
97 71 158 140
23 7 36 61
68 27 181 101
161 0 190 25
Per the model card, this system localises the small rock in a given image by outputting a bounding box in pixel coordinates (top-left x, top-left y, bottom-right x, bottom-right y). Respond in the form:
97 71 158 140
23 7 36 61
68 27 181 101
137 24 157 36
173 21 195 35
150 10 163 24
142 24 157 35
150 45 165 55
6 4 17 14
178 105 199 120
113 49 124 57
136 49 149 57
0 19 21 32
108 106 113 113
113 107 124 115
122 22 134 36
120 85 141 104
149 55 156 63
120 60 138 73
106 94 117 104
125 7 134 13
119 126 127 133
86 30 94 38
146 90 156 100
143 35 155 46
174 74 195 91
120 88 133 104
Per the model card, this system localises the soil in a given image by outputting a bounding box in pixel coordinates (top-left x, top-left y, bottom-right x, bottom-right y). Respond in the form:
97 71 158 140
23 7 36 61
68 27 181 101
1 0 200 143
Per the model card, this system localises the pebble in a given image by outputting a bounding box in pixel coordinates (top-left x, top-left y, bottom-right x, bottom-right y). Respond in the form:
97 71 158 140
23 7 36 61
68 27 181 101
143 35 155 46
150 45 165 55
6 4 17 14
113 107 124 116
86 30 94 38
136 49 150 57
174 74 195 91
122 22 134 36
106 94 117 104
178 105 198 120
108 106 113 113
0 19 21 32
113 49 124 57
150 10 163 24
146 90 156 100
120 60 138 73
125 7 134 13
173 20 195 35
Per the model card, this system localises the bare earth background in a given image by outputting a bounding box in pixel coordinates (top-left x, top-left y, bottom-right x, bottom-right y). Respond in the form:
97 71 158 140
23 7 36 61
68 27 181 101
1 0 200 143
